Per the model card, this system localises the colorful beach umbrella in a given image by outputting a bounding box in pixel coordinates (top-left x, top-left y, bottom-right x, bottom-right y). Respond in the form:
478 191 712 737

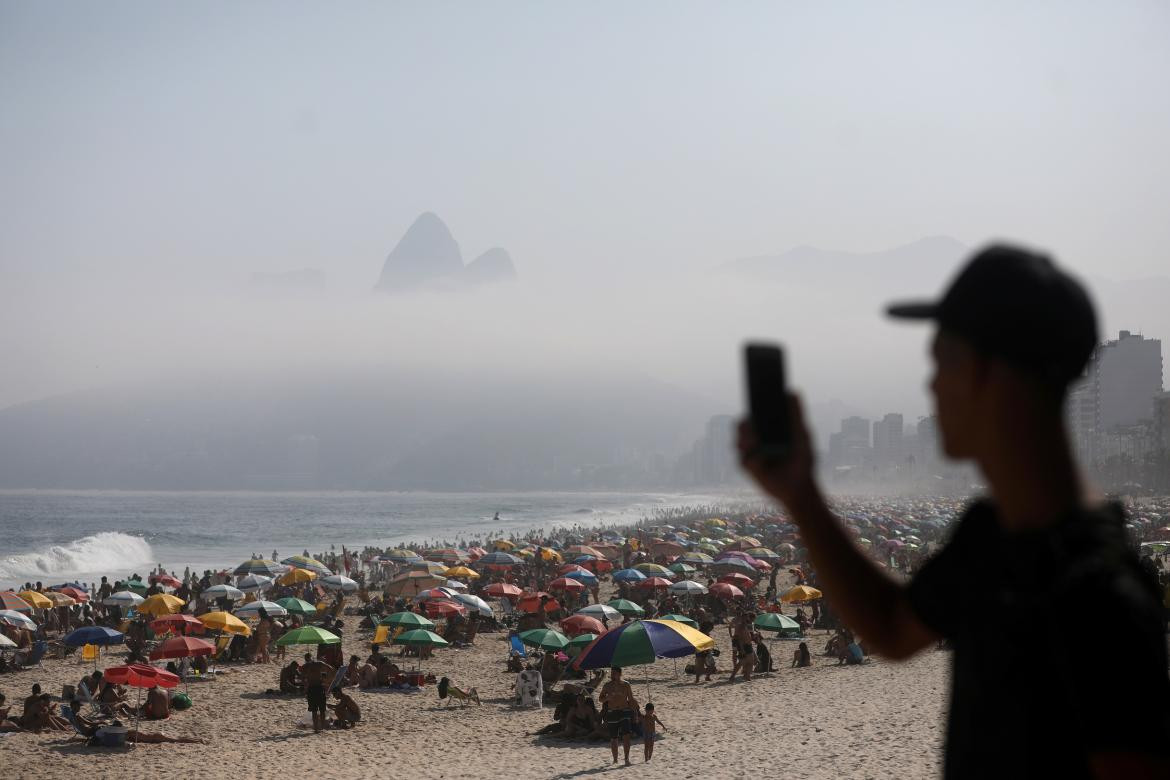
148 574 182 589
452 593 493 616
636 577 673 590
105 663 180 689
560 614 605 636
575 604 621 621
280 555 332 575
444 566 479 580
476 552 522 566
103 590 145 608
138 593 185 617
234 600 288 618
548 577 586 592
633 563 672 577
233 559 285 577
571 619 714 670
0 609 37 630
482 583 522 598
149 636 215 661
666 563 696 576
56 586 91 602
320 575 358 593
612 569 646 583
380 549 424 564
386 571 446 597
198 611 251 636
150 614 206 635
236 574 274 593
276 625 340 646
43 591 76 607
122 579 148 594
709 583 744 600
567 632 598 651
393 629 449 648
18 591 52 609
780 585 823 603
519 628 570 651
606 599 645 617
277 568 317 586
667 580 708 596
0 591 33 612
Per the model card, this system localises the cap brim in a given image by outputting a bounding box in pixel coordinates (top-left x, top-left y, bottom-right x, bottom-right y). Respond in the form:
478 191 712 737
886 301 939 319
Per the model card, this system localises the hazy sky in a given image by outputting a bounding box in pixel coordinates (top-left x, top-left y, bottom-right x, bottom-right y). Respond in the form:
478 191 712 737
2 2 1168 421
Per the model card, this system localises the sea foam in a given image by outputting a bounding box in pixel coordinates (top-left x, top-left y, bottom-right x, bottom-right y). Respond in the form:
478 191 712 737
0 532 153 581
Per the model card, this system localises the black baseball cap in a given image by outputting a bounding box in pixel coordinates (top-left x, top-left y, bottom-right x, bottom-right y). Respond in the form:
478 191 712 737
887 243 1098 387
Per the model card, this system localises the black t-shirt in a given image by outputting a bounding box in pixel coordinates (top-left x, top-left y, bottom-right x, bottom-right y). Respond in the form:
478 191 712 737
908 500 1170 779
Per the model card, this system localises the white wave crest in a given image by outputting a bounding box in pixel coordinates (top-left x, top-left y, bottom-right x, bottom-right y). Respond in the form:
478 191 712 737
0 532 153 581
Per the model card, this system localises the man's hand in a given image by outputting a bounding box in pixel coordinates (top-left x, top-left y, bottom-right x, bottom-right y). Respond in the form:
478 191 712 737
737 392 818 509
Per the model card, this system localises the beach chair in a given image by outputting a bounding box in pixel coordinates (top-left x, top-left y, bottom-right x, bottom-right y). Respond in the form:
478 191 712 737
19 640 47 669
373 625 390 645
214 635 231 661
509 635 527 658
80 643 100 665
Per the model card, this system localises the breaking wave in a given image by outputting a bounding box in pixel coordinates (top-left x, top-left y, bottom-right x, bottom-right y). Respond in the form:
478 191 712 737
0 532 153 581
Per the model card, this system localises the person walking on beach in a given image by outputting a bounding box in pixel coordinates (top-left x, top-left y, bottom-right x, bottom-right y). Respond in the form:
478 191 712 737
599 666 639 766
642 702 666 762
738 245 1170 779
301 653 335 733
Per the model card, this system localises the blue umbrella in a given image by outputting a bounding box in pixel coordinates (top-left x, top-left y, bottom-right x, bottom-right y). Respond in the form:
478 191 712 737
476 552 522 566
612 568 646 583
64 626 124 647
564 569 598 584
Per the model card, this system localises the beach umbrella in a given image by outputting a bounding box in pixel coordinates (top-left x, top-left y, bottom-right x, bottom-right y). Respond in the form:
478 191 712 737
387 571 446 597
56 586 91 602
492 540 515 551
150 614 206 636
636 577 673 591
18 591 52 609
709 583 744 600
234 600 289 618
138 593 184 617
379 611 436 629
380 549 424 564
612 569 646 583
277 568 317 586
519 628 570 651
606 599 645 617
122 579 148 594
539 547 564 563
571 619 714 671
712 558 760 578
103 590 145 608
575 604 621 621
416 587 457 602
695 543 721 554
754 613 801 635
666 563 696 576
0 609 37 630
63 626 124 647
577 557 614 573
274 597 318 616
0 634 14 649
410 561 450 576
679 553 714 565
567 632 598 653
149 636 215 661
200 584 244 601
148 574 182 589
280 555 332 575
276 625 340 647
717 573 755 589
320 575 358 593
633 563 672 577
424 600 467 618
517 594 561 614
237 574 274 593
780 585 823 603
444 566 479 580
452 593 493 617
233 559 285 577
42 591 76 607
476 552 522 566
667 580 708 596
656 613 698 628
548 577 586 592
560 614 605 636
198 611 251 636
563 569 599 585
443 579 469 591
746 547 781 562
427 548 466 565
105 663 181 737
482 582 523 598
393 628 450 671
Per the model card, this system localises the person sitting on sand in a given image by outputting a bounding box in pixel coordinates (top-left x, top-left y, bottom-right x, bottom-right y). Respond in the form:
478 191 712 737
330 688 360 728
356 661 378 689
66 701 207 744
755 636 774 673
344 655 363 687
142 684 170 720
98 680 135 718
375 657 399 687
0 693 25 732
792 642 812 668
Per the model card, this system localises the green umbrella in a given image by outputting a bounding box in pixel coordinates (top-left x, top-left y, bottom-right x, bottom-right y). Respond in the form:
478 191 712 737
567 632 598 649
274 597 317 616
606 599 645 617
379 611 436 629
393 629 449 648
276 625 340 646
519 628 570 651
754 612 801 636
667 563 696 576
656 613 698 628
123 579 148 595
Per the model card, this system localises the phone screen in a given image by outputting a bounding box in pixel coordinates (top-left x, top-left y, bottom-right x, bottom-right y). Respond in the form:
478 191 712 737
744 343 791 459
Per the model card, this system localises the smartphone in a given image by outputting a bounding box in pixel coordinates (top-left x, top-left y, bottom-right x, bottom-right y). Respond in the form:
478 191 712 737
744 342 791 460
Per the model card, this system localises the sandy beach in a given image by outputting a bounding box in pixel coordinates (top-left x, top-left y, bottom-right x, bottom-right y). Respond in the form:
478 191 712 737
0 570 948 780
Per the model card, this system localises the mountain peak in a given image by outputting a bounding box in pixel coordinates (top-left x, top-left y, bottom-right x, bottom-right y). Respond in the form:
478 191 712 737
376 212 464 292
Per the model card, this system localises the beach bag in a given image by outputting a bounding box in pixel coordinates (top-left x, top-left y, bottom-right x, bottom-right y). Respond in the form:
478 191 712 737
172 692 192 710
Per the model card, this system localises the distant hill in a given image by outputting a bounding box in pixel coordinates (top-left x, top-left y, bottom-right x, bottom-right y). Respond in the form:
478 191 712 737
376 213 517 292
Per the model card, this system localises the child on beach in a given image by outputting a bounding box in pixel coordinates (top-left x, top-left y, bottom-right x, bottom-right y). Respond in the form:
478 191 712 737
642 702 666 762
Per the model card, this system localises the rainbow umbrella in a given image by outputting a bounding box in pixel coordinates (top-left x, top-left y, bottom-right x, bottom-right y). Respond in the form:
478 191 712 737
571 619 714 671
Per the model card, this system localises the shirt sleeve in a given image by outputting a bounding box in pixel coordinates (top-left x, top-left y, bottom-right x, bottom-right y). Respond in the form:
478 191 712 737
905 507 982 639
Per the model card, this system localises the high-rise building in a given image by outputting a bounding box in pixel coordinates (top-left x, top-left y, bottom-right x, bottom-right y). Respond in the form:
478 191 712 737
872 413 904 465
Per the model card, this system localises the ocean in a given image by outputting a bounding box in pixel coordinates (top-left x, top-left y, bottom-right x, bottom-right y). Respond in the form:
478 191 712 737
0 489 749 588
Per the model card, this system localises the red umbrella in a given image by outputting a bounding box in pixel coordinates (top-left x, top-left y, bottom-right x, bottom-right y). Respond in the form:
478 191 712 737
517 594 560 613
578 558 614 574
149 614 205 636
482 583 522 598
709 583 744 600
150 574 183 589
104 663 180 689
57 586 90 603
548 577 586 591
636 577 673 590
557 564 591 576
149 636 215 661
424 600 467 618
717 573 755 588
560 614 605 636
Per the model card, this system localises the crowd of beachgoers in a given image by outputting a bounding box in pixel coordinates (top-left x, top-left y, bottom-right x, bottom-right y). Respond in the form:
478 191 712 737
2 495 1167 776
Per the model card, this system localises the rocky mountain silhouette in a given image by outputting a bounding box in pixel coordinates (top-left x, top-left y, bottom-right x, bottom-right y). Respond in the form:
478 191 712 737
376 213 517 291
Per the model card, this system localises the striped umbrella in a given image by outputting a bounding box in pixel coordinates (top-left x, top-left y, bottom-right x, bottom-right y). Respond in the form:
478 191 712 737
280 555 332 575
0 591 33 612
612 569 646 583
571 619 714 670
0 609 37 630
103 590 145 608
668 580 708 596
575 604 621 621
233 559 285 577
234 600 289 618
236 575 273 594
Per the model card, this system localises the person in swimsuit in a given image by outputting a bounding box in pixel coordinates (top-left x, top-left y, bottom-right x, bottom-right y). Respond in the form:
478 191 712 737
642 702 667 762
598 666 639 766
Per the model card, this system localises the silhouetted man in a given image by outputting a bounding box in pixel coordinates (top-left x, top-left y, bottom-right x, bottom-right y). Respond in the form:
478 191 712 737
739 244 1170 779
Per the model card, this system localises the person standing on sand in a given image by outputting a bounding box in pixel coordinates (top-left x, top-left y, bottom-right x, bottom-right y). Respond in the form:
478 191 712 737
599 666 639 766
301 652 335 733
738 245 1170 779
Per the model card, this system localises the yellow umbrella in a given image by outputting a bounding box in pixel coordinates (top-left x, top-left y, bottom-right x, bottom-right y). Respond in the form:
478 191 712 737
779 585 823 603
138 593 185 617
44 592 76 607
199 611 251 636
278 568 317 585
492 539 515 551
539 548 563 563
19 591 53 609
444 566 480 579
705 518 726 528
